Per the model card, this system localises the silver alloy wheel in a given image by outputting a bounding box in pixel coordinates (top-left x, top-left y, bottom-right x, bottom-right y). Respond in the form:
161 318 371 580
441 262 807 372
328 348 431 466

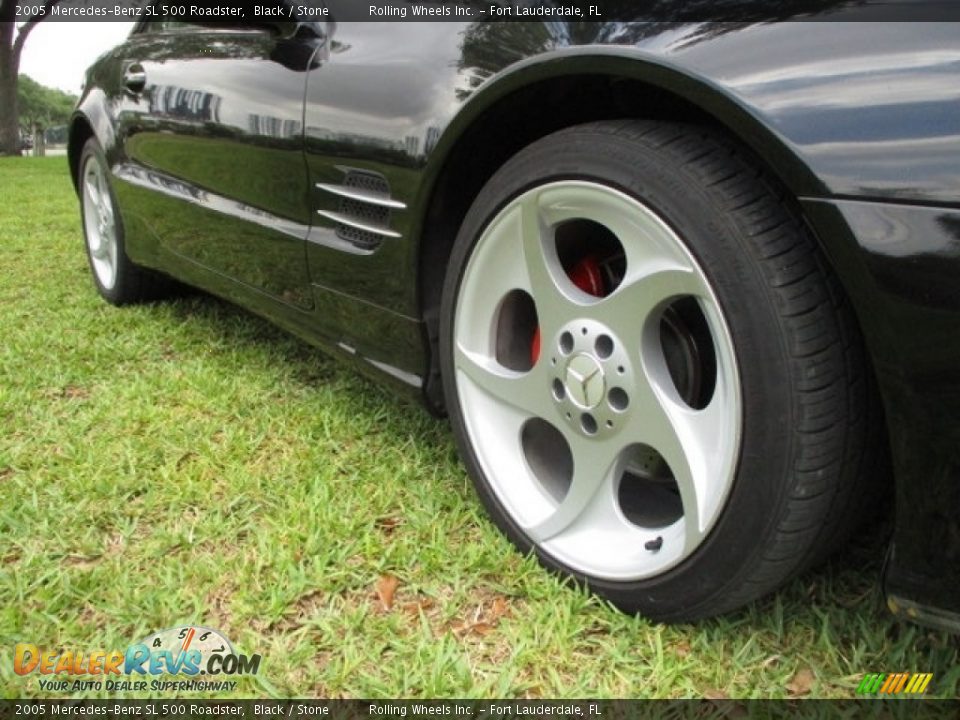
452 181 742 581
82 155 118 290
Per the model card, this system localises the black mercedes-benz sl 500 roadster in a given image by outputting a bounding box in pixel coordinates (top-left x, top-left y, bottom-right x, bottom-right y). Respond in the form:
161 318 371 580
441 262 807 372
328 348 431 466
69 2 960 630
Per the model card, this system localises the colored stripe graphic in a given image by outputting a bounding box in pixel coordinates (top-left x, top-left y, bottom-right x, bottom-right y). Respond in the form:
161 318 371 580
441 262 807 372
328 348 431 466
856 673 885 694
856 672 933 695
910 674 933 694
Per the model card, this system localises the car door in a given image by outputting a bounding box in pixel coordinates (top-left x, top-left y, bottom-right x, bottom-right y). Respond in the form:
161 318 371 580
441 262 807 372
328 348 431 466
115 18 322 309
297 16 469 376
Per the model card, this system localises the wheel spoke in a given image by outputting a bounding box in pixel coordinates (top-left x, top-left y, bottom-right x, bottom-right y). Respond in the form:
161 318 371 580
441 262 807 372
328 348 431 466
527 433 625 542
621 359 732 552
105 233 118 271
466 204 532 301
96 169 108 199
85 212 105 258
91 240 109 260
101 197 115 228
454 342 553 420
94 169 116 224
591 262 706 352
84 177 102 213
456 202 542 362
519 191 577 340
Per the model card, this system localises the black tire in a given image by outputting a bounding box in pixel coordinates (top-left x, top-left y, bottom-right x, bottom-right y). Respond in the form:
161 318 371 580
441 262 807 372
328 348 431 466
79 137 173 305
439 120 880 621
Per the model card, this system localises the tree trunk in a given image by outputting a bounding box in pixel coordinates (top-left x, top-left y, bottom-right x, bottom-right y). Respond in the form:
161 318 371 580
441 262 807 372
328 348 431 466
0 8 59 156
0 23 21 157
33 124 44 157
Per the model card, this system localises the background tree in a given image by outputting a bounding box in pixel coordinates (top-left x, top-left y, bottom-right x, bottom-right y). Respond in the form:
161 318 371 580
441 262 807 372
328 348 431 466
0 0 63 156
18 73 76 152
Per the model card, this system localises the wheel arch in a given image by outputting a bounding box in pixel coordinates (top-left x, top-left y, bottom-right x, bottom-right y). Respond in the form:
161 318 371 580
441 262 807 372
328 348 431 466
67 113 95 194
414 48 852 411
68 90 116 195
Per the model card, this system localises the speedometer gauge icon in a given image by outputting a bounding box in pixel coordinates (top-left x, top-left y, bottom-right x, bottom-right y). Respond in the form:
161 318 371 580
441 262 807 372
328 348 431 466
138 625 233 668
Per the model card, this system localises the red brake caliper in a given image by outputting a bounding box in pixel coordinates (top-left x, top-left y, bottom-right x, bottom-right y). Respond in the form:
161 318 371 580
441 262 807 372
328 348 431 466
531 256 606 365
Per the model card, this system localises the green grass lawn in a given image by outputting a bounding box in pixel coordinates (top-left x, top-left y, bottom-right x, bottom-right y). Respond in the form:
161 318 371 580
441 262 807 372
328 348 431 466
0 156 957 700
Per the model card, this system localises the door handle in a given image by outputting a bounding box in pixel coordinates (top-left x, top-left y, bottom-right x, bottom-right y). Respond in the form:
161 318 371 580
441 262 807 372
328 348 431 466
123 64 146 94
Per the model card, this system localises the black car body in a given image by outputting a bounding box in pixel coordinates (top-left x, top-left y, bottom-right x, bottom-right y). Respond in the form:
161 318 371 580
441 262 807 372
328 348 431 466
69 4 960 629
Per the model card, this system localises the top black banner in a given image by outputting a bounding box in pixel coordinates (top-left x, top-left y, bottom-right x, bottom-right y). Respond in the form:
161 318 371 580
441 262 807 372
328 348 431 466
9 0 960 23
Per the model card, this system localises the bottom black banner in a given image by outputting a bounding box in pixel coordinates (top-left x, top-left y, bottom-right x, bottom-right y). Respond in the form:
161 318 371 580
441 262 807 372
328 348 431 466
1 700 959 720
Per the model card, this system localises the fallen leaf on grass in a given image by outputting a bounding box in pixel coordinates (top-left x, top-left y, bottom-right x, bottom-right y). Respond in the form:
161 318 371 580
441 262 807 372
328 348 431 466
452 621 495 637
376 574 399 611
375 516 402 534
787 668 815 696
399 596 436 618
450 593 513 637
703 689 729 700
673 641 692 658
489 595 508 621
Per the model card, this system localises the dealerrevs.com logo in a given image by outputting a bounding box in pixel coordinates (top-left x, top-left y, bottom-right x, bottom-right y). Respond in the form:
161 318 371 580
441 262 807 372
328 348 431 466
14 626 261 693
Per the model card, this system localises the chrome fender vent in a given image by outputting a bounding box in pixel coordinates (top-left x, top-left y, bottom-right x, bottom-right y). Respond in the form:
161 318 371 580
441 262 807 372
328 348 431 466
315 169 405 250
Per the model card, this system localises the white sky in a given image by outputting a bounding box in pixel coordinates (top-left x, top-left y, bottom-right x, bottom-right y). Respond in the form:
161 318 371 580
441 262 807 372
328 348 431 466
19 22 135 95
